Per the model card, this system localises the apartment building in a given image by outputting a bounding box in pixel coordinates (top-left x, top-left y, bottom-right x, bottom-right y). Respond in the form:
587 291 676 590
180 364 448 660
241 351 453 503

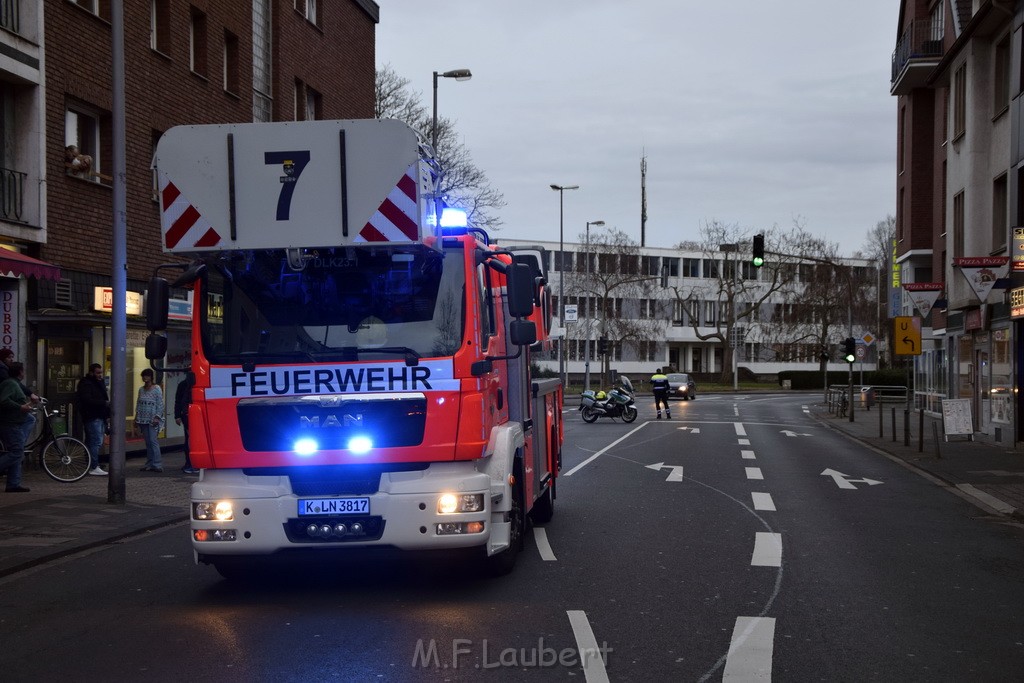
891 0 1018 444
0 0 377 440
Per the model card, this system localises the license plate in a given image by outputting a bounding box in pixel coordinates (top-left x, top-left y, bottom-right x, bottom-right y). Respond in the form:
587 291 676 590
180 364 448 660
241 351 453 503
298 497 370 516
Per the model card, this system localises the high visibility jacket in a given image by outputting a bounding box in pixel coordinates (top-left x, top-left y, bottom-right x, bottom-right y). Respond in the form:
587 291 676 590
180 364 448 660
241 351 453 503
651 373 669 392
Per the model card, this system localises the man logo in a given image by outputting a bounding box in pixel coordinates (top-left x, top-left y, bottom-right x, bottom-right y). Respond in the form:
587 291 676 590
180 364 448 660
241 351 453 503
300 414 363 428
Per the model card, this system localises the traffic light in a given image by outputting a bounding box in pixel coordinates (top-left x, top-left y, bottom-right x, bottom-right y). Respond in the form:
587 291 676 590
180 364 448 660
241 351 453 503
752 234 765 268
598 337 608 356
843 337 856 363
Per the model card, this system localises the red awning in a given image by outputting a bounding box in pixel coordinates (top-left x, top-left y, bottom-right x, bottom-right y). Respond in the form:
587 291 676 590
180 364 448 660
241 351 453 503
0 249 62 281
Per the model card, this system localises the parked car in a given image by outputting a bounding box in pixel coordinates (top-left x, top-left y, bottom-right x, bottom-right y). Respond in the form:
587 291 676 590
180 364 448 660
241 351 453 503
666 373 696 400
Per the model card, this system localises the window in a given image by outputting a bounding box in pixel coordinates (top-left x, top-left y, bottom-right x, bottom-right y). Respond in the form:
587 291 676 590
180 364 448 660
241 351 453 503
953 190 965 258
65 106 104 182
253 0 273 122
190 7 208 77
305 85 321 121
150 0 170 54
665 258 679 277
223 30 239 94
898 105 905 173
994 35 1010 115
681 258 699 278
151 130 162 201
703 300 717 326
298 0 317 25
673 300 687 327
993 173 1007 250
72 0 111 21
953 63 966 140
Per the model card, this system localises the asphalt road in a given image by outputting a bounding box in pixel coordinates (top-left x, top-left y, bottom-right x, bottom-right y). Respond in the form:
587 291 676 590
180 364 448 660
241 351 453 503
4 393 1024 681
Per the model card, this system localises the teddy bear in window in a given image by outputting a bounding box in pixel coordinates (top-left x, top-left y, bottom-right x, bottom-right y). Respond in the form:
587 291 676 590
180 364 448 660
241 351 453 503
65 145 93 176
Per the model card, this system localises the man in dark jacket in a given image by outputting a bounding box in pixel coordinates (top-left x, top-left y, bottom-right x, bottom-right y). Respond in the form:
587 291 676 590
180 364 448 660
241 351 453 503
0 362 33 492
651 368 671 419
175 374 197 474
76 363 110 476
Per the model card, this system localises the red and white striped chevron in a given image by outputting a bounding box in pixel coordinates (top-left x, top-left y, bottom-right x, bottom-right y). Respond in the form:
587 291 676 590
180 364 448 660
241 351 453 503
160 176 223 250
356 164 419 243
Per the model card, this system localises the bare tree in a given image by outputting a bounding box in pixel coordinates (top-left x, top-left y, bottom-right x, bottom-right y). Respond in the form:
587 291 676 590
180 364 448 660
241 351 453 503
669 220 805 384
375 64 506 230
570 227 666 386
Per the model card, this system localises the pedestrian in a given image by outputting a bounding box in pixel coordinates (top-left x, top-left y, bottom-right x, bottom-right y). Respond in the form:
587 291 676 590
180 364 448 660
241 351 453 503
651 367 671 419
175 373 198 474
135 368 164 472
0 362 34 492
1 350 41 446
76 363 110 476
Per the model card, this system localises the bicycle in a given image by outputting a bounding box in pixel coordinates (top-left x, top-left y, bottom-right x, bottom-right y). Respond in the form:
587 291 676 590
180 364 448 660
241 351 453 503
0 398 92 482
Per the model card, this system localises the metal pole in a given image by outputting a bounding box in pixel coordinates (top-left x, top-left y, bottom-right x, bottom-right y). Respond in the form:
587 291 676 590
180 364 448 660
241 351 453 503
847 265 855 422
108 0 127 504
558 192 565 388
431 71 439 152
584 223 591 391
733 250 738 392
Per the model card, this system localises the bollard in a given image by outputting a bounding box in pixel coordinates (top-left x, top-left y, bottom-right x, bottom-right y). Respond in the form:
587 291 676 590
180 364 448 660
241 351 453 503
904 409 910 447
918 409 925 452
891 407 897 442
879 399 884 438
932 421 942 458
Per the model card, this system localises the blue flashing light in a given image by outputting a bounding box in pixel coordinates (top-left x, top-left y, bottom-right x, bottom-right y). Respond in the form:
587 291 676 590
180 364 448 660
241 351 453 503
348 436 373 455
294 438 318 456
439 207 467 229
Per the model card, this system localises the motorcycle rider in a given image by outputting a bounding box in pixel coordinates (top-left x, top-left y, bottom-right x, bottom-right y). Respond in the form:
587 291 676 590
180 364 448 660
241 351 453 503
651 368 671 419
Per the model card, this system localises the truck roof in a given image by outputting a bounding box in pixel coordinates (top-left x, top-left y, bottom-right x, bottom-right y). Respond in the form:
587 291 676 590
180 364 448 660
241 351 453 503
155 119 439 253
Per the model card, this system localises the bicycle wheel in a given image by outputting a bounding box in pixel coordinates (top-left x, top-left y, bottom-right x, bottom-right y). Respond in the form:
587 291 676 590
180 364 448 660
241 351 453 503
42 436 91 482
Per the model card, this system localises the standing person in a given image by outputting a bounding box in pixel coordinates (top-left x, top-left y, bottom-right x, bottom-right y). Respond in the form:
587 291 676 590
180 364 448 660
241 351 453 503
76 363 110 476
175 374 198 474
135 368 164 472
0 362 34 492
651 367 671 419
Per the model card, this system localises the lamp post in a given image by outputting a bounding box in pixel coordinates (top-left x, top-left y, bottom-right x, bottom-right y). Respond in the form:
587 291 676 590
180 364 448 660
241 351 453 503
432 69 472 153
719 243 740 391
551 183 579 389
583 220 604 390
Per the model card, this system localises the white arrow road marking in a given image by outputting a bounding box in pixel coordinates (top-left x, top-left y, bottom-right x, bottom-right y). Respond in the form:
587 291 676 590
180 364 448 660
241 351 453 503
821 468 883 489
745 467 764 480
533 527 556 561
646 462 684 482
780 429 812 437
741 450 756 460
751 492 776 511
751 532 782 567
723 617 776 681
566 611 611 683
676 426 701 433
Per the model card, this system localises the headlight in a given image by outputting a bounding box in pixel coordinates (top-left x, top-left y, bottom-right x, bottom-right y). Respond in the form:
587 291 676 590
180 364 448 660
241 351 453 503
437 493 485 514
194 500 234 521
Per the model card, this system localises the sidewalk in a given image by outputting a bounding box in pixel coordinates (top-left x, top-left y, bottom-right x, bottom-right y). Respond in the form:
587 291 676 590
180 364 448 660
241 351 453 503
2 397 1023 578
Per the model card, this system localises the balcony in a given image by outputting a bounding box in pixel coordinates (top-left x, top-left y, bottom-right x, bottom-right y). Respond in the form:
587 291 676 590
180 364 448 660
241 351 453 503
891 19 944 96
0 166 26 223
0 0 18 34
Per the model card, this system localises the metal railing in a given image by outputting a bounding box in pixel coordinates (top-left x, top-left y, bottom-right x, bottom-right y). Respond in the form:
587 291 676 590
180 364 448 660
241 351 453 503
892 19 944 82
827 384 909 416
0 0 18 34
0 166 25 222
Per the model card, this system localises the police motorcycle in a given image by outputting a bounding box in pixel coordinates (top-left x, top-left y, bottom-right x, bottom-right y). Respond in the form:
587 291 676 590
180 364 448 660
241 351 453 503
579 376 638 423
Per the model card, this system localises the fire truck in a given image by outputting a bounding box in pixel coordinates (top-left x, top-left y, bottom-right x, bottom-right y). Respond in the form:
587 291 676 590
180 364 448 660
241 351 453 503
145 119 562 579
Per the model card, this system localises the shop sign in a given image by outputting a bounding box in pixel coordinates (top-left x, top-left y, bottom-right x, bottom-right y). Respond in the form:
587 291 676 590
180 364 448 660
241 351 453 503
94 287 142 316
1011 287 1024 319
2 288 18 353
1014 227 1024 272
902 283 943 318
965 308 982 331
953 257 1009 303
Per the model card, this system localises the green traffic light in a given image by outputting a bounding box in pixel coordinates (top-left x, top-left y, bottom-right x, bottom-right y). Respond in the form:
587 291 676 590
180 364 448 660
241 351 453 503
752 256 764 267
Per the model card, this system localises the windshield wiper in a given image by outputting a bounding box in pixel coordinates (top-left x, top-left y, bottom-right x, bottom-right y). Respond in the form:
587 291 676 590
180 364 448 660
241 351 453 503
342 346 421 366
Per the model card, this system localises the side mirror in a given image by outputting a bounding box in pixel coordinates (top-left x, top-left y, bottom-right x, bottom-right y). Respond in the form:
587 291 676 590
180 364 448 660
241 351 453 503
509 319 537 346
145 333 168 361
146 277 170 332
505 263 535 318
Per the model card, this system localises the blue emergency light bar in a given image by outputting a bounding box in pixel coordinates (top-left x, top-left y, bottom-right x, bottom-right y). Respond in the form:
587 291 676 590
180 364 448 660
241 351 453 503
439 207 467 228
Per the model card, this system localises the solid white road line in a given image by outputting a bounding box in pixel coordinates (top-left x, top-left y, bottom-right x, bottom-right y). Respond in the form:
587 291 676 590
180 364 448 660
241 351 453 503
533 527 557 561
734 423 747 436
751 492 776 511
563 423 649 477
566 610 611 683
745 467 764 480
751 532 782 567
956 484 1017 515
741 449 756 459
722 617 776 681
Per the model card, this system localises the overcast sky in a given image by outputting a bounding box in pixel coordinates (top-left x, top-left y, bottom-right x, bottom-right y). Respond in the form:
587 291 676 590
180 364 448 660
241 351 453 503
376 1 899 254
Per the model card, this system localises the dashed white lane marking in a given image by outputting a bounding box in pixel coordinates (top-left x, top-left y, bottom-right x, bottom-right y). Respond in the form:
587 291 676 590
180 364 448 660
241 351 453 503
534 527 556 561
741 450 756 459
738 438 750 445
751 492 776 511
722 617 776 681
566 610 611 683
734 404 740 417
745 467 763 480
734 423 747 436
802 404 810 414
751 532 782 567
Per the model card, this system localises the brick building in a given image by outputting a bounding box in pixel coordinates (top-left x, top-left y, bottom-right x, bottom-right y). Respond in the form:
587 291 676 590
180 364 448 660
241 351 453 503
0 0 378 441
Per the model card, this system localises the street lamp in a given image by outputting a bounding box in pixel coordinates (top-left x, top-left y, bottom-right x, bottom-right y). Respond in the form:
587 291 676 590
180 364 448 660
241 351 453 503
432 69 472 153
583 220 605 390
551 183 579 388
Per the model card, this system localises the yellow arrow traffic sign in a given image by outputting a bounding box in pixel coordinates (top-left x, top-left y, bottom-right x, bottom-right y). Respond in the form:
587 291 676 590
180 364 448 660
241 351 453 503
894 316 921 355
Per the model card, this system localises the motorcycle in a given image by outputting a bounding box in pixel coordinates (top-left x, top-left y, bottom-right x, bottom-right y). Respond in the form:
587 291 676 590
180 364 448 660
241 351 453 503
579 376 638 423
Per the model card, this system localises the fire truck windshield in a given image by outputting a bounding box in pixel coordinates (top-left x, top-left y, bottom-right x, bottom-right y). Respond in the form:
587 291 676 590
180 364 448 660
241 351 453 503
198 246 466 364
